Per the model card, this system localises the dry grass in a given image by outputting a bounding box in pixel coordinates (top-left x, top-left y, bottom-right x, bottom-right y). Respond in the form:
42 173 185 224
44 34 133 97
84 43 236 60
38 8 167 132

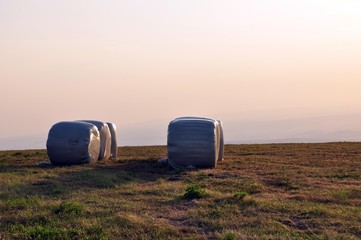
0 143 361 239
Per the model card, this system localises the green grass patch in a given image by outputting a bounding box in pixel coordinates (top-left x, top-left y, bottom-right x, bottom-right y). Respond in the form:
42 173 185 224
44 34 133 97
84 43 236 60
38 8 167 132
53 201 84 216
183 184 207 199
1 196 40 211
220 231 237 240
24 226 64 240
330 172 360 180
23 225 110 240
234 191 248 199
330 189 361 201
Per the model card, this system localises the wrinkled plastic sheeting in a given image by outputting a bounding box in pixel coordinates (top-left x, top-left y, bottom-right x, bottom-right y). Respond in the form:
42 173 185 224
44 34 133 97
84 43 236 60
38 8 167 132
167 117 224 169
106 122 118 159
46 121 100 165
78 120 112 160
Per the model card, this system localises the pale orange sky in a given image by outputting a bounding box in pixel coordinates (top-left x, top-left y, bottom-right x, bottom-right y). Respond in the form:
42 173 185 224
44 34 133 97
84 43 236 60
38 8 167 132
0 0 361 147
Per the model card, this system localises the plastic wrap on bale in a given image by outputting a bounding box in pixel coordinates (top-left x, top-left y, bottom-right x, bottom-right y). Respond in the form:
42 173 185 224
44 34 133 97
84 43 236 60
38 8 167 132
217 120 224 161
46 121 100 165
78 120 112 160
106 122 118 159
167 117 224 169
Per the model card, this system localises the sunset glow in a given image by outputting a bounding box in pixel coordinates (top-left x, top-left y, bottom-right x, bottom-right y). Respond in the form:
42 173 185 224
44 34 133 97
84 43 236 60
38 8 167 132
1 0 361 148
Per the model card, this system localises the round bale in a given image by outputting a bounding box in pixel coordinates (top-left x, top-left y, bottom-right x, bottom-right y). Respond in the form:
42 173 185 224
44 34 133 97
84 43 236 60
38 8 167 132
78 120 112 160
167 117 219 169
46 121 100 165
106 122 118 160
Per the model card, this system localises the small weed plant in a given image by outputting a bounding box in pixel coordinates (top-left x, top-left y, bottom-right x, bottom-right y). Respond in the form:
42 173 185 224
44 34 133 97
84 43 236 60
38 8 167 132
184 184 206 199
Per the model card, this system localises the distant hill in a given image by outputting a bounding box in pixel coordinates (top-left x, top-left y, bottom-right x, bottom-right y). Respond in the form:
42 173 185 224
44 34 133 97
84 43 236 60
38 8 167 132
1 113 360 150
0 134 46 150
225 113 361 144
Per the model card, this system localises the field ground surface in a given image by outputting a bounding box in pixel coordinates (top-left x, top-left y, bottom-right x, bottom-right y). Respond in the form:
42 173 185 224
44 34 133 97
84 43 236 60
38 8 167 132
0 143 361 239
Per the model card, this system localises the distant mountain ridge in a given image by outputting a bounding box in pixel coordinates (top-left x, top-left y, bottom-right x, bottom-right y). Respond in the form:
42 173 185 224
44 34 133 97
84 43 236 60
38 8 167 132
1 113 361 150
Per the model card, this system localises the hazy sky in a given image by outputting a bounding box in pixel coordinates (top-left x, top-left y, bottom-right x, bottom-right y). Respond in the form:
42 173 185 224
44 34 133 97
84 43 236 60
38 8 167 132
1 0 361 147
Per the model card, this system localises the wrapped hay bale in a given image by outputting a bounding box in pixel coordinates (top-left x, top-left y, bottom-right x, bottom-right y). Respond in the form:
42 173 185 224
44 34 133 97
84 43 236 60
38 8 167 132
79 120 112 160
46 121 100 165
167 116 224 169
106 122 118 160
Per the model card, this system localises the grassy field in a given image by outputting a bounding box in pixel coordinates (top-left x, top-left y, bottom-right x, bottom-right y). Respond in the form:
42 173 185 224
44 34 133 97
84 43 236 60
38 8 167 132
0 143 361 239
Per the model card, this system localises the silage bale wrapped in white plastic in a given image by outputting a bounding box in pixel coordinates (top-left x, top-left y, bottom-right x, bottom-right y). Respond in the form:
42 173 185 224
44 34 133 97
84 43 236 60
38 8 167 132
106 122 118 160
46 121 100 165
79 120 112 160
217 120 224 161
167 117 224 169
